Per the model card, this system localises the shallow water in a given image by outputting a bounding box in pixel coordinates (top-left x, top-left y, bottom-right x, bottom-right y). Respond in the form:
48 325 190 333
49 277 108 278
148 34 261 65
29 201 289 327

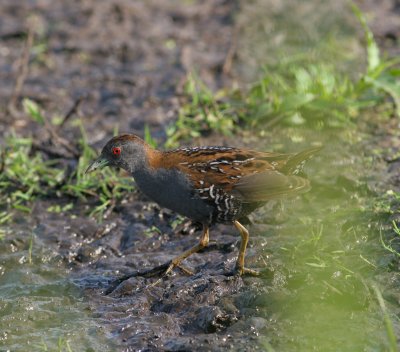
0 219 112 351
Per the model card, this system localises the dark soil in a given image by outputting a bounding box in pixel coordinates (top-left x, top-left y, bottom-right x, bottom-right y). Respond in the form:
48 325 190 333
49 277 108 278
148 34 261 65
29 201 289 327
0 0 236 145
356 0 400 56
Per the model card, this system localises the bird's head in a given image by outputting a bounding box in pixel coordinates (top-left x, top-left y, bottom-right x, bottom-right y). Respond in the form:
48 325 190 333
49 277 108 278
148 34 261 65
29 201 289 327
85 134 149 174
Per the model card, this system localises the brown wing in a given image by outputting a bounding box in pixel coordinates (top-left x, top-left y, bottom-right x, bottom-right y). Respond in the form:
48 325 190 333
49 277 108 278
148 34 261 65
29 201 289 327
159 145 320 202
232 146 321 202
231 146 322 202
232 171 310 202
160 146 288 190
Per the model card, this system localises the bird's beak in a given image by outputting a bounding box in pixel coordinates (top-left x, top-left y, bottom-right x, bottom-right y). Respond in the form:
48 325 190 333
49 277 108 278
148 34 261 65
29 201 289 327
85 156 110 174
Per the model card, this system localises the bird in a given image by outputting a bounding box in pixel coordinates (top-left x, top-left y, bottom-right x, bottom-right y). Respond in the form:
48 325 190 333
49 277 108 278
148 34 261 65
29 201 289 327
86 134 321 278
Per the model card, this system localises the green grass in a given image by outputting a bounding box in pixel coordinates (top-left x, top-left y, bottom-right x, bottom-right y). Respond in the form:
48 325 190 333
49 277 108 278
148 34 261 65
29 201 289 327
28 231 34 264
0 110 134 223
165 72 240 148
380 222 400 258
40 336 73 352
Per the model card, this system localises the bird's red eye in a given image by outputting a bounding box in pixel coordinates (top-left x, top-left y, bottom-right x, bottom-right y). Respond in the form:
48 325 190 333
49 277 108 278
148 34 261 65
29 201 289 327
112 147 121 156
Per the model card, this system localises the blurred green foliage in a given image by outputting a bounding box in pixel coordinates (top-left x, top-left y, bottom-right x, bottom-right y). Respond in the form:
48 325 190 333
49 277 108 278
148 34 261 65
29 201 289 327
165 4 400 147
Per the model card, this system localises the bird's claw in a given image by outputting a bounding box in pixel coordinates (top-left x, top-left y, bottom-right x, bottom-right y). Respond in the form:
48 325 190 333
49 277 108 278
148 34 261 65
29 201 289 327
235 266 260 276
148 261 194 287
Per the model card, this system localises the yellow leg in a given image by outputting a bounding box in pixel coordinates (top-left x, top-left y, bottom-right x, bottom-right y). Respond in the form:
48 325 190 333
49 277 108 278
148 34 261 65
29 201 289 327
234 220 259 276
151 225 209 285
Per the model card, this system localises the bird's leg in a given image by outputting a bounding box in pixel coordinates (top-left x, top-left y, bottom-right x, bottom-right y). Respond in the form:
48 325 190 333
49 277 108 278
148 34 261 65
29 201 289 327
150 225 209 286
233 220 259 276
166 224 209 275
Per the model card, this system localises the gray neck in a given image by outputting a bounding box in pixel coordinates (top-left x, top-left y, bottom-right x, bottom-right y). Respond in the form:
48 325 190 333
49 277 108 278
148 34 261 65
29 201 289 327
126 155 147 174
121 143 150 174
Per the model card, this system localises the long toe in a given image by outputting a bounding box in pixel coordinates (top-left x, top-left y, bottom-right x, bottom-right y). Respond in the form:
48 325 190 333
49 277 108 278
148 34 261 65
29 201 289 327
236 266 260 276
177 263 195 275
148 261 177 287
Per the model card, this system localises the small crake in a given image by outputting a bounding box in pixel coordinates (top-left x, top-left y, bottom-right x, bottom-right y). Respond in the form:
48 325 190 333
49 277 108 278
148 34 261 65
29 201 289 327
87 134 321 281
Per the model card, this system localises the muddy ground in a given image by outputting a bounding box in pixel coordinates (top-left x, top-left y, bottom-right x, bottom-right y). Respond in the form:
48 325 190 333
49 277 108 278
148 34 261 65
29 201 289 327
0 0 400 351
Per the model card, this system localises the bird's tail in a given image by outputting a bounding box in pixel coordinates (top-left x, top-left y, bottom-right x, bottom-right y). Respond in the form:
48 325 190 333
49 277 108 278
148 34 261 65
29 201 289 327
280 146 322 175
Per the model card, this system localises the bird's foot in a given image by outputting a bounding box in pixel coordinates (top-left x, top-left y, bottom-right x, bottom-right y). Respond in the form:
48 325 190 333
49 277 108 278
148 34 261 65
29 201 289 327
235 266 260 276
104 260 195 294
176 263 195 276
149 260 194 287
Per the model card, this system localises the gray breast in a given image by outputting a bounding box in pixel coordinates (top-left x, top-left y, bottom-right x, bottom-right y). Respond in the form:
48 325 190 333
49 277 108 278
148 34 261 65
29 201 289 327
132 168 214 223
